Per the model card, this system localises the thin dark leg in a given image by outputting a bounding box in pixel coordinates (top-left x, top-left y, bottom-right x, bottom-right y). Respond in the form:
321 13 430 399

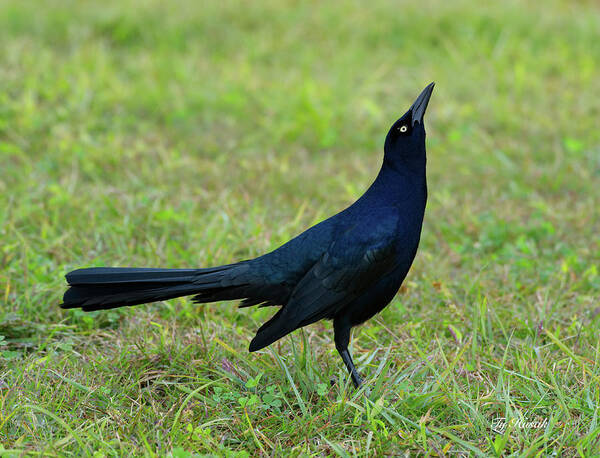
340 348 363 388
334 319 363 388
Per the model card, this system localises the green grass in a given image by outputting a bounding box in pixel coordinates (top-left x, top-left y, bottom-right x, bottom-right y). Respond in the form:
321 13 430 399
1 0 599 455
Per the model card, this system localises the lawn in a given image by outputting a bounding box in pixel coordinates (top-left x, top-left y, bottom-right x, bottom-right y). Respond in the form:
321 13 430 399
1 0 599 455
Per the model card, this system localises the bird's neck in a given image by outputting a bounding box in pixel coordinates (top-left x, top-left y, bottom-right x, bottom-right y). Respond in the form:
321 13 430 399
361 158 427 207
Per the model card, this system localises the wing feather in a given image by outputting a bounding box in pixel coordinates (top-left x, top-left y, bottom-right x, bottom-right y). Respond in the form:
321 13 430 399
249 212 399 351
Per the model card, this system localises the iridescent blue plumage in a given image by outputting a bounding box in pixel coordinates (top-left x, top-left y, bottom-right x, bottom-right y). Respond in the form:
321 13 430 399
62 83 435 388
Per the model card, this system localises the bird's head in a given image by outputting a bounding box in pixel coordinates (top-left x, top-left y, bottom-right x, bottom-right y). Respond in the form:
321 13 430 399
383 83 435 167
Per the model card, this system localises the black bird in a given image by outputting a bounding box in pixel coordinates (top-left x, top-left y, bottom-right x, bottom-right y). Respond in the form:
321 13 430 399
62 83 435 388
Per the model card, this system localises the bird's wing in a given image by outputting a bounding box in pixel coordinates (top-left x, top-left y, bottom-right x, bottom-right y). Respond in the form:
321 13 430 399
192 217 336 308
249 212 399 351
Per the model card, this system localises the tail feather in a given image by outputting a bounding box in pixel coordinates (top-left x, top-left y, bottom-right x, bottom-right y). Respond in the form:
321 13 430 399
61 265 246 312
66 267 225 285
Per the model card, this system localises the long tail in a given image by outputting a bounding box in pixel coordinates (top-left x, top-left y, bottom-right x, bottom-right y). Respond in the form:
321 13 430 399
61 264 252 311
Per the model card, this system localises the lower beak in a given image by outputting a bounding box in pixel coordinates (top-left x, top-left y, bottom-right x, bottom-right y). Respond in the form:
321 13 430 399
410 82 435 126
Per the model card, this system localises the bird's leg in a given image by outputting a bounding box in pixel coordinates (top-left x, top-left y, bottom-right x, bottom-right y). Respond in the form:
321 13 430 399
334 319 363 388
340 348 363 388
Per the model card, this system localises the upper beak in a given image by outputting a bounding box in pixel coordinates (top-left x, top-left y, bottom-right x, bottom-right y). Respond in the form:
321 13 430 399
410 82 435 126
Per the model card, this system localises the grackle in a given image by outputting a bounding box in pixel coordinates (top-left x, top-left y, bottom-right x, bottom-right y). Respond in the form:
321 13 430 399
61 83 435 388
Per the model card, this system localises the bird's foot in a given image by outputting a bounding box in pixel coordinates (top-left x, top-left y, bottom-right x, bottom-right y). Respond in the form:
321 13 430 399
351 372 363 389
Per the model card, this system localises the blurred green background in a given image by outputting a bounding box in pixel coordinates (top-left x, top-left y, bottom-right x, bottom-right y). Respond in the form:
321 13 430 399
1 0 599 455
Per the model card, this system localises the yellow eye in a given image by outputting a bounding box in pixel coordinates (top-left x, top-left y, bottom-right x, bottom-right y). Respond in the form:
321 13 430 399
399 125 408 133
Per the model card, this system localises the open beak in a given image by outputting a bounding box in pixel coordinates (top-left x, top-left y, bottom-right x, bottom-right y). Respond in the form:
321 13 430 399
410 82 435 126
